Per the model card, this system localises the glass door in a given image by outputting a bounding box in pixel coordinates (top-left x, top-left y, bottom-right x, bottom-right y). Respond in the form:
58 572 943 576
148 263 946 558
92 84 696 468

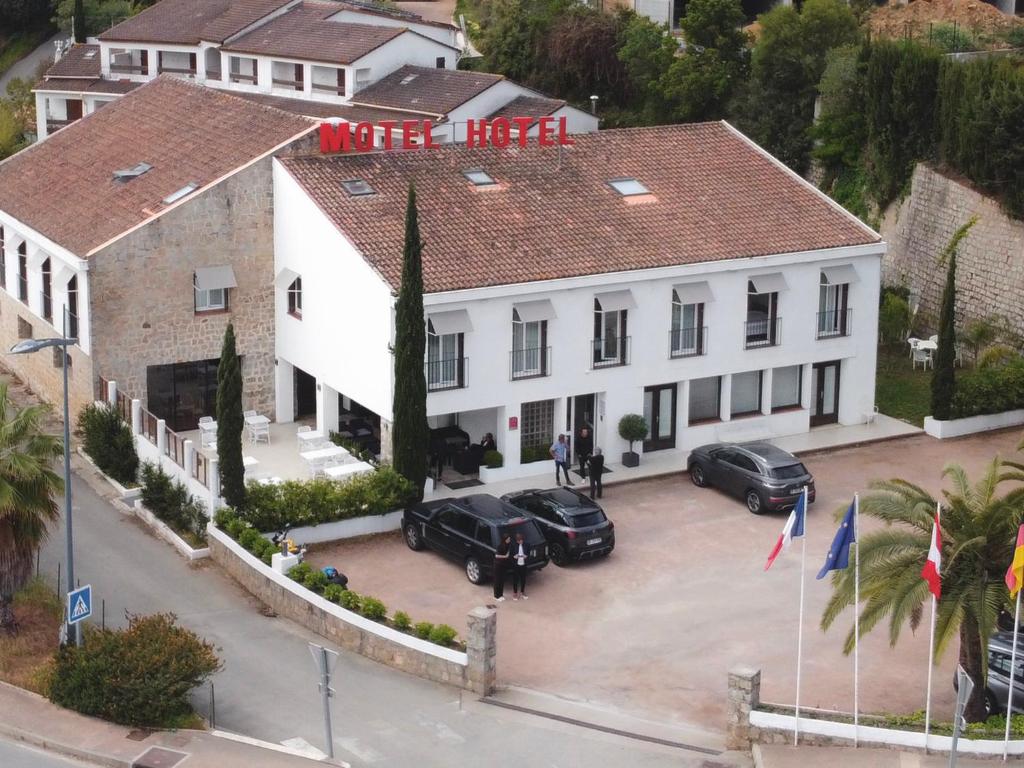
643 384 677 451
811 361 841 427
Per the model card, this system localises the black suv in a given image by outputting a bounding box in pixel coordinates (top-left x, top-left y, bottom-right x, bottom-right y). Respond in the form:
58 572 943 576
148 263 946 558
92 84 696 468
501 487 615 566
687 441 816 514
403 494 549 584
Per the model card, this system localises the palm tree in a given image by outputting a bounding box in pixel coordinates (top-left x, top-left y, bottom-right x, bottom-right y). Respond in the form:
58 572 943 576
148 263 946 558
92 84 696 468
821 458 1024 723
0 383 64 633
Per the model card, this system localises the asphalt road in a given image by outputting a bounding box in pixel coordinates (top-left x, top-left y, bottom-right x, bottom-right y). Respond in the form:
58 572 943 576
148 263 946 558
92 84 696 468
0 33 60 94
0 737 92 768
36 469 728 768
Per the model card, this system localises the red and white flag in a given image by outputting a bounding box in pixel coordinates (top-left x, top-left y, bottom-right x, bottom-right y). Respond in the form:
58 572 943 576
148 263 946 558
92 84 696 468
921 512 942 599
764 492 806 571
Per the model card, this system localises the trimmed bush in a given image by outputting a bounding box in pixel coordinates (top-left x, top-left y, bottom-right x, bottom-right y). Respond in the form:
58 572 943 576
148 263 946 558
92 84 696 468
303 569 328 592
323 584 346 603
237 527 262 551
413 621 434 640
950 358 1024 419
339 590 361 612
359 597 387 621
483 450 503 469
520 444 550 464
287 562 312 583
428 624 458 647
139 462 206 541
48 613 220 727
392 611 411 632
78 403 139 485
239 467 415 532
618 413 648 453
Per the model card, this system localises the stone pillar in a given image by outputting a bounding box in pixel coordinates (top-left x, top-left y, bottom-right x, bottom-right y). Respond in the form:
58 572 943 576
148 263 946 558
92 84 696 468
156 418 167 454
106 380 117 407
720 373 733 421
726 665 761 751
209 457 221 507
466 606 497 695
183 439 195 478
131 398 142 435
761 369 773 416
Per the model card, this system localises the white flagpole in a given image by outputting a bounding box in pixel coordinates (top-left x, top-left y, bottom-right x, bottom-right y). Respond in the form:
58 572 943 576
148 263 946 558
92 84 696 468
854 493 860 748
794 486 808 746
1003 587 1021 761
923 501 940 751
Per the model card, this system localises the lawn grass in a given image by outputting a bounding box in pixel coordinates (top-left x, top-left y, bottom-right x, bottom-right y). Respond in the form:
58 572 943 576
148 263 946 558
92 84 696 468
0 29 51 83
0 578 62 694
875 344 932 427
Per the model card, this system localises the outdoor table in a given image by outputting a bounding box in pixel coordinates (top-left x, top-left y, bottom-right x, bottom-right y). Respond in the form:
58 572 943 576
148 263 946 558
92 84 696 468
252 476 284 486
324 462 374 481
297 430 326 446
243 455 259 472
300 446 349 463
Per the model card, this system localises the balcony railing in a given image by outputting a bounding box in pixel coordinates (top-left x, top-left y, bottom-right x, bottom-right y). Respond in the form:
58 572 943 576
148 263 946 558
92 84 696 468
193 451 209 487
141 406 158 444
591 336 630 369
272 78 303 90
311 82 345 95
158 66 196 76
425 357 467 392
109 64 146 75
165 427 186 468
816 308 852 340
510 346 551 380
669 327 707 359
744 317 781 349
229 72 258 84
40 291 52 322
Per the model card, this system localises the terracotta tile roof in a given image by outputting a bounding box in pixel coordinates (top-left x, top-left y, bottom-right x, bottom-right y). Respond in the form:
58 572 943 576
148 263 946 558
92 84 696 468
0 77 314 257
222 4 405 64
232 91 428 123
334 1 458 31
43 44 102 78
279 122 880 294
352 65 503 116
488 95 566 124
99 0 294 44
34 78 139 95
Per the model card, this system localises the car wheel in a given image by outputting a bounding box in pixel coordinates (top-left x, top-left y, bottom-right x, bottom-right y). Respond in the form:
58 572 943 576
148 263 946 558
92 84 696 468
746 490 766 515
404 523 424 551
691 463 708 487
549 543 568 567
465 556 484 585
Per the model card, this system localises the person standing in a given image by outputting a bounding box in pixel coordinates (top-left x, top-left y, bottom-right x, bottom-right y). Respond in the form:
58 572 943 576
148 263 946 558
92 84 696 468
588 448 605 499
511 531 529 600
575 426 593 479
549 434 571 485
493 533 511 602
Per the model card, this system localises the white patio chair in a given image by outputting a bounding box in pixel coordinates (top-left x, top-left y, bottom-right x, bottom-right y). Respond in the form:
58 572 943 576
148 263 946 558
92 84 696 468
907 337 921 358
250 422 270 446
928 334 938 345
243 410 257 419
199 416 213 425
296 425 312 447
912 347 932 371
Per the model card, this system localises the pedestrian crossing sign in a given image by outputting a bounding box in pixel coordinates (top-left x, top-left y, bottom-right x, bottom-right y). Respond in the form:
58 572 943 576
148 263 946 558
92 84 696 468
68 584 92 625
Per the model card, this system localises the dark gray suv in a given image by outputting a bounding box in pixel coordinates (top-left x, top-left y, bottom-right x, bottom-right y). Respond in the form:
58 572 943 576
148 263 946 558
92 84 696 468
687 442 815 514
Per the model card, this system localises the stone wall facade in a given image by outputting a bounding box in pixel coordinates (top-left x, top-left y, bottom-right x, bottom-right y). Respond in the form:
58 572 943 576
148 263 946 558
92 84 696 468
89 156 278 417
208 526 497 694
880 164 1024 334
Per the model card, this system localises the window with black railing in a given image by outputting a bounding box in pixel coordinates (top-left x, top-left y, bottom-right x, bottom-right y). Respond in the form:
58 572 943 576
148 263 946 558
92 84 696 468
816 308 852 339
510 346 550 380
591 335 630 368
425 357 467 391
744 317 781 349
669 326 707 358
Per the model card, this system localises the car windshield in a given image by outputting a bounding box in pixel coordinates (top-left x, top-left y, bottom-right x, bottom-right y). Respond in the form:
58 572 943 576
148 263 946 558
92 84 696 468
499 520 546 546
569 510 607 528
770 463 809 480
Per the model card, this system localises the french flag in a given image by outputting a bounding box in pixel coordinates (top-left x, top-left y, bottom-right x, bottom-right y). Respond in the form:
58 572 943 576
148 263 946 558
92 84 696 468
921 512 942 599
764 490 807 571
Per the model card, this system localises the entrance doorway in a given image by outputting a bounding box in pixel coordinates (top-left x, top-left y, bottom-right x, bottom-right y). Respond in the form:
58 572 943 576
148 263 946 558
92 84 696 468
811 361 841 427
643 384 677 451
567 394 595 442
294 368 316 419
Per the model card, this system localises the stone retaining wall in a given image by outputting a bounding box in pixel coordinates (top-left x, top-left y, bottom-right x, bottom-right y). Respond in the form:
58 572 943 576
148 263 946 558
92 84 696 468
207 524 496 694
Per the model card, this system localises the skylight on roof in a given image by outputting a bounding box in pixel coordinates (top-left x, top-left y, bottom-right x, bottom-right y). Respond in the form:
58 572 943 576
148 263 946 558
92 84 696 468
84 50 96 59
463 169 495 187
341 179 375 197
400 74 419 85
112 162 152 182
608 177 649 196
162 182 199 205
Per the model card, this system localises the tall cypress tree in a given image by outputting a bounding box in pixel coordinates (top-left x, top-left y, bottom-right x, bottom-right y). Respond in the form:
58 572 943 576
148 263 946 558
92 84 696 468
392 185 428 502
216 323 246 509
73 0 86 42
930 217 975 421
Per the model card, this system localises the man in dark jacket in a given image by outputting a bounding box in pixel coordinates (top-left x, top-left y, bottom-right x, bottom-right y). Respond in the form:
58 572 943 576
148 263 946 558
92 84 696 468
575 426 593 479
493 533 511 602
587 448 605 499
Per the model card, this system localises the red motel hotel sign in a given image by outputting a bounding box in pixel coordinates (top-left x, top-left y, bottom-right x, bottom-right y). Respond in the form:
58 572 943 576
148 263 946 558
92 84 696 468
319 116 575 153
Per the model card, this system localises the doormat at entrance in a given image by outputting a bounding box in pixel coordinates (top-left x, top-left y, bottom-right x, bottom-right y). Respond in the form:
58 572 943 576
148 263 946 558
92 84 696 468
446 479 484 489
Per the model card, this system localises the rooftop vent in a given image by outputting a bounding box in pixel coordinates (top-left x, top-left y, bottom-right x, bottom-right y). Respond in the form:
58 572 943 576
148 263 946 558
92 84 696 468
341 178 375 197
463 169 495 187
113 162 152 182
400 73 419 85
608 177 649 197
83 50 96 59
162 182 199 205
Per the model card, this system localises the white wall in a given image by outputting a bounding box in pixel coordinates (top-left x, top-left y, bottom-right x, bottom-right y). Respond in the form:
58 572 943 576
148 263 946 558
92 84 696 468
273 160 395 422
444 80 535 142
351 33 459 94
327 10 459 49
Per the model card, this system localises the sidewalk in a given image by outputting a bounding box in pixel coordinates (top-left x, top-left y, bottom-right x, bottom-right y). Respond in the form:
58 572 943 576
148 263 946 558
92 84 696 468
755 744 1001 768
432 414 922 501
0 682 331 768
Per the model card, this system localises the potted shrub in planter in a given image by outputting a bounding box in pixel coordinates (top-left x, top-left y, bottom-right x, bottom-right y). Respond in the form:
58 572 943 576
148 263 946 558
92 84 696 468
618 414 648 468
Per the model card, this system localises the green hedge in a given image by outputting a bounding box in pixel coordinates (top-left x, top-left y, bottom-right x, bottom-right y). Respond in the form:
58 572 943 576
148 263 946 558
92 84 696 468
139 462 206 544
950 358 1024 419
238 466 414 531
77 403 139 486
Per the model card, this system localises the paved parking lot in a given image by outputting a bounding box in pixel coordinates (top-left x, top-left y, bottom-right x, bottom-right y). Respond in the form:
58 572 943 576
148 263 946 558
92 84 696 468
308 429 1022 731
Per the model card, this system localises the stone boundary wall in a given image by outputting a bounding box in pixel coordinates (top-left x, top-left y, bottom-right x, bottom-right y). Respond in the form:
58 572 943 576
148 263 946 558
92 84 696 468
207 524 497 694
880 164 1024 333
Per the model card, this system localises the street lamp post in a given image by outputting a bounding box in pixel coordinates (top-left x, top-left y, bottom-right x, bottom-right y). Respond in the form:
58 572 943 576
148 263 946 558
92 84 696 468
10 309 78 646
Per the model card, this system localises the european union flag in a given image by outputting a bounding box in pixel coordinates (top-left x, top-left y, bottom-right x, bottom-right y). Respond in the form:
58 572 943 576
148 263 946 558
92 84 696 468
815 500 857 580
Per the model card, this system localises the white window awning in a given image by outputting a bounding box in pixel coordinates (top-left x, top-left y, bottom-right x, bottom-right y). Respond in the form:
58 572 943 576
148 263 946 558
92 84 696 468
513 299 556 322
595 289 637 312
672 281 713 305
428 309 473 335
274 267 299 289
194 266 238 291
748 272 789 294
821 264 859 285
